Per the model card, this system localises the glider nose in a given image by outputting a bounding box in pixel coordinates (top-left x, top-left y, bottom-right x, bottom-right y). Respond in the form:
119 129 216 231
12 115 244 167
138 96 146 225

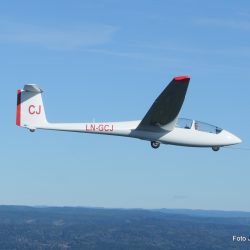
224 130 242 145
232 135 242 144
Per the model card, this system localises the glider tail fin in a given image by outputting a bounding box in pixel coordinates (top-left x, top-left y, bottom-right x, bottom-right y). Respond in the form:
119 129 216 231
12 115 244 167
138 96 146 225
16 84 48 129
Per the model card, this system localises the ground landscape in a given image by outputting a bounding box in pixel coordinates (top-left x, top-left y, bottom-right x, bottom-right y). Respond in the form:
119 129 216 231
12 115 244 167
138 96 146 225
0 206 249 249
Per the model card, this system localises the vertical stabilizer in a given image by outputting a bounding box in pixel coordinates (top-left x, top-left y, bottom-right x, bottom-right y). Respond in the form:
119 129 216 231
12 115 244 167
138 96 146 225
16 84 48 130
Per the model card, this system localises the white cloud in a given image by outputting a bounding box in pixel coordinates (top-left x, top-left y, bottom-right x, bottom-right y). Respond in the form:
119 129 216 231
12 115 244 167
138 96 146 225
0 19 117 49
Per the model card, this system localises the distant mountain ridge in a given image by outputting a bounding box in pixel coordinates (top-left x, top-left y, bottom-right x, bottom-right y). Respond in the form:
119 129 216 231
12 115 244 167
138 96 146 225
1 205 250 218
154 208 250 218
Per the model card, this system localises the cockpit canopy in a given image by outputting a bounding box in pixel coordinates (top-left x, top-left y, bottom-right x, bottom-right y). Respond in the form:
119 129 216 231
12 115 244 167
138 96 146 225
176 118 222 134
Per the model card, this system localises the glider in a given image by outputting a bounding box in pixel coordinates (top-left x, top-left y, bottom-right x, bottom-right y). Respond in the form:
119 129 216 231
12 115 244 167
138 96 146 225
16 76 241 151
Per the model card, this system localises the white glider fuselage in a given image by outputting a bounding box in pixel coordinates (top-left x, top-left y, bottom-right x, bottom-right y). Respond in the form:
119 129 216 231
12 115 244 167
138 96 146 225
17 76 242 151
32 119 241 148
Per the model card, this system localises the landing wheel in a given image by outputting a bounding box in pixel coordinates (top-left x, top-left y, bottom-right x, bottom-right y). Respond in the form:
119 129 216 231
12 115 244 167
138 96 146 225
151 141 160 149
212 146 220 152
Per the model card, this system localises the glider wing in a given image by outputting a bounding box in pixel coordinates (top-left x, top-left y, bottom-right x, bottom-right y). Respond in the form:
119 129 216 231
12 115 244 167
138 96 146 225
138 76 190 131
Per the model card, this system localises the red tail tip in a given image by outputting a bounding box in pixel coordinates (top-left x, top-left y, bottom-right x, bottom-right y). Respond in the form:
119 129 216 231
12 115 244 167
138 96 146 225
174 76 190 81
16 90 22 126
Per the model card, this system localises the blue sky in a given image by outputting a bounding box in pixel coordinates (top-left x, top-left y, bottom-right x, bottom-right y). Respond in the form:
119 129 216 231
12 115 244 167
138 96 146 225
1 0 250 211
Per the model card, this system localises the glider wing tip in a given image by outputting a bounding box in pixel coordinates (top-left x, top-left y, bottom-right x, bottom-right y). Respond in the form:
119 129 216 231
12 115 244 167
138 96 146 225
174 76 190 81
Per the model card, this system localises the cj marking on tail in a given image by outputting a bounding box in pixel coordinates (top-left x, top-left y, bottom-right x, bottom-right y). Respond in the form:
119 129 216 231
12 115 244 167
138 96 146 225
29 105 41 115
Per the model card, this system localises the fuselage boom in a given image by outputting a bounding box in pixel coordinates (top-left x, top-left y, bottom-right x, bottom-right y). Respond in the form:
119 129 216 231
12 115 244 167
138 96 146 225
32 119 241 148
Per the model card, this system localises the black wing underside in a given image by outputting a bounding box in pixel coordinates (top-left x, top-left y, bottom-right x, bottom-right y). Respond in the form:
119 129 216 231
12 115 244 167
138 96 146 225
138 76 190 130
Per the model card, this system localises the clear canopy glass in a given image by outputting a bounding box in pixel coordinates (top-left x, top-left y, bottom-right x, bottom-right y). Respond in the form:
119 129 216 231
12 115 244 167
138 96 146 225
176 118 222 134
194 120 222 134
175 118 193 129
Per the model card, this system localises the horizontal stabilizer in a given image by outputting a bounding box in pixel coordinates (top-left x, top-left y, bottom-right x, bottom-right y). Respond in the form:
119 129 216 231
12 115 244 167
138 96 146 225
24 84 43 93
